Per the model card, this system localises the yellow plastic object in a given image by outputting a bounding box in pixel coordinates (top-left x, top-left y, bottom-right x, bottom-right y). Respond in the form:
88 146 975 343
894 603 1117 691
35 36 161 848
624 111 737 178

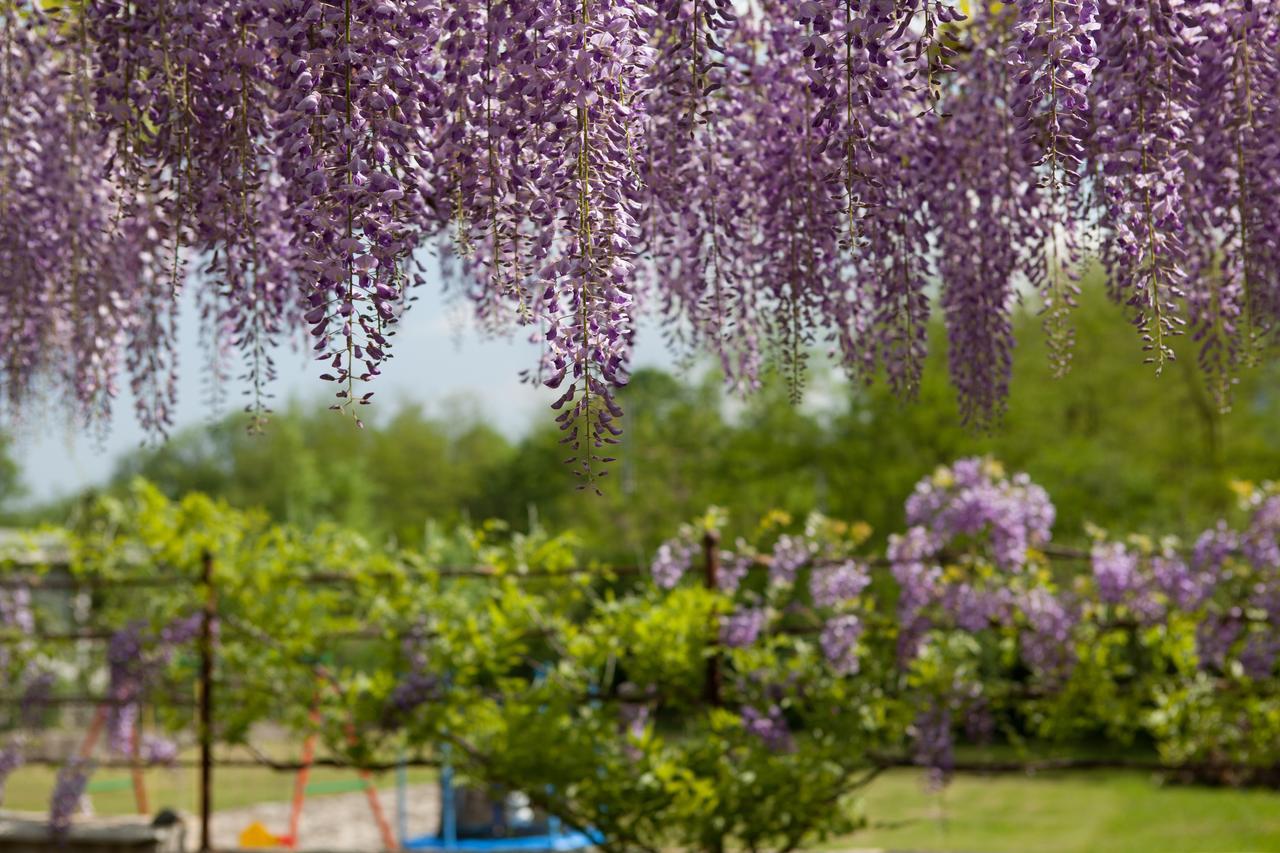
238 821 283 848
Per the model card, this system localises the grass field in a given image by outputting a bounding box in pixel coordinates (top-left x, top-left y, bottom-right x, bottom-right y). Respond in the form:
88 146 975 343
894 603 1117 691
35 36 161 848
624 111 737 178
5 762 1280 851
834 769 1280 852
1 760 435 815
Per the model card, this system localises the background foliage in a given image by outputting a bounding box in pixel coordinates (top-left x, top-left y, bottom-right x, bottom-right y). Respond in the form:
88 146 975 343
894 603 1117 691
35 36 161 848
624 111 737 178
17 288 1277 560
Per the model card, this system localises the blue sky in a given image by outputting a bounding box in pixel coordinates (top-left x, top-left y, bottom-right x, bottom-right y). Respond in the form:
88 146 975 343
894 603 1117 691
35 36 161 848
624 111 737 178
9 258 679 505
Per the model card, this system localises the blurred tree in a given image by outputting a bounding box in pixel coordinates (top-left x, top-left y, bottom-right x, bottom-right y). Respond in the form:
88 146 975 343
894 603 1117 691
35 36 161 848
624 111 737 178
0 433 24 514
23 280 1280 560
107 398 511 548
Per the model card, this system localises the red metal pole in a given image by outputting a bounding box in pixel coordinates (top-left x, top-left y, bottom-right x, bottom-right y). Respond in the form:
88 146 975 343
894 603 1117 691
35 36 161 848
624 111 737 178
77 703 109 759
285 704 321 849
131 707 150 814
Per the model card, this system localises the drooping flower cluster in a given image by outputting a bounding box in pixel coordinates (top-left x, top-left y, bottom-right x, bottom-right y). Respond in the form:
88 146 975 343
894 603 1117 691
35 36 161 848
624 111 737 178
818 613 863 676
739 704 791 752
911 706 954 791
385 628 440 724
890 458 1059 663
720 607 766 649
0 738 23 802
49 759 92 836
103 616 202 764
809 560 870 608
650 528 699 590
769 535 814 587
1019 586 1079 677
1078 481 1280 678
903 457 1055 571
3 0 1279 463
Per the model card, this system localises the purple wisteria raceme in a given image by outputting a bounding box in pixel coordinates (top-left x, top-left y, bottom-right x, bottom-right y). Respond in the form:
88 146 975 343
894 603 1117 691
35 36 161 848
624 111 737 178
933 13 1026 423
809 560 870 608
1092 0 1196 373
891 461 1058 664
0 738 24 802
1009 0 1097 372
0 585 33 675
100 616 201 764
720 607 766 649
0 587 33 635
1183 0 1280 405
1091 542 1140 605
740 704 791 752
819 613 863 675
1193 522 1239 577
49 759 93 836
651 533 697 589
1242 495 1280 570
911 706 954 790
1019 587 1078 676
1196 612 1242 672
770 534 814 587
3 0 1280 453
904 459 1055 571
716 549 754 594
1239 631 1280 680
1150 551 1212 611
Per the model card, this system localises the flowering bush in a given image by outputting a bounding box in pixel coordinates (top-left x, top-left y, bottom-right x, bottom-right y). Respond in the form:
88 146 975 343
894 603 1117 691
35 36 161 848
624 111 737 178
2 462 1280 847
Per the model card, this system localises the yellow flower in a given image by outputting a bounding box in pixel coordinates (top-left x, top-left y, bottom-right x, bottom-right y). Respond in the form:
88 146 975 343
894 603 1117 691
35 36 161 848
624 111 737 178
758 509 792 534
1229 479 1256 508
849 521 873 546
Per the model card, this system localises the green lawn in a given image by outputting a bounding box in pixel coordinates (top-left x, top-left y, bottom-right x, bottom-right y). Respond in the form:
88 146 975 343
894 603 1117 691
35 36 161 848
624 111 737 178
6 761 1280 852
1 760 435 816
830 769 1280 853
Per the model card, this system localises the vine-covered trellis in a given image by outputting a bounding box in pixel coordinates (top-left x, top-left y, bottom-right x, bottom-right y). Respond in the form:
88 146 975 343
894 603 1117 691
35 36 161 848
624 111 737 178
2 460 1280 851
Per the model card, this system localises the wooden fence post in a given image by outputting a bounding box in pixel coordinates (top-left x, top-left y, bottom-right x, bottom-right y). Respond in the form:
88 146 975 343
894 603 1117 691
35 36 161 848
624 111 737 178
199 551 216 852
703 530 722 707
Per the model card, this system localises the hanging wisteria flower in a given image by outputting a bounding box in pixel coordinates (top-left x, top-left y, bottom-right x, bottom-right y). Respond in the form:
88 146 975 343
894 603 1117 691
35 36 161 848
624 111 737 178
740 704 791 752
0 738 24 802
651 535 697 590
1151 551 1212 612
1242 495 1280 570
0 587 33 635
891 460 1058 664
1 0 1280 457
905 459 1055 571
716 548 754 595
809 560 870 608
1196 613 1242 672
1239 631 1280 680
1091 542 1140 605
720 607 766 649
770 535 814 587
819 614 863 676
1019 587 1078 677
1193 522 1239 578
49 759 93 836
0 585 34 674
99 616 202 761
911 706 954 791
140 735 180 766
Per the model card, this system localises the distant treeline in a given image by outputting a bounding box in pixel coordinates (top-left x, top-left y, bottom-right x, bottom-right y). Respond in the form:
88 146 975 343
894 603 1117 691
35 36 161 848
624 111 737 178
17 290 1280 561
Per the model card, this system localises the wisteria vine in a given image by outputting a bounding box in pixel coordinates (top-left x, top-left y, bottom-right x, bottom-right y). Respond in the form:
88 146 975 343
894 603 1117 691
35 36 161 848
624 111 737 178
651 456 1280 784
0 0 1277 467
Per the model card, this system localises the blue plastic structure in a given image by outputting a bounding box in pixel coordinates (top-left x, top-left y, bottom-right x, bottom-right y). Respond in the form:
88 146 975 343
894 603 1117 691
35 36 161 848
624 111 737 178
400 750 599 852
